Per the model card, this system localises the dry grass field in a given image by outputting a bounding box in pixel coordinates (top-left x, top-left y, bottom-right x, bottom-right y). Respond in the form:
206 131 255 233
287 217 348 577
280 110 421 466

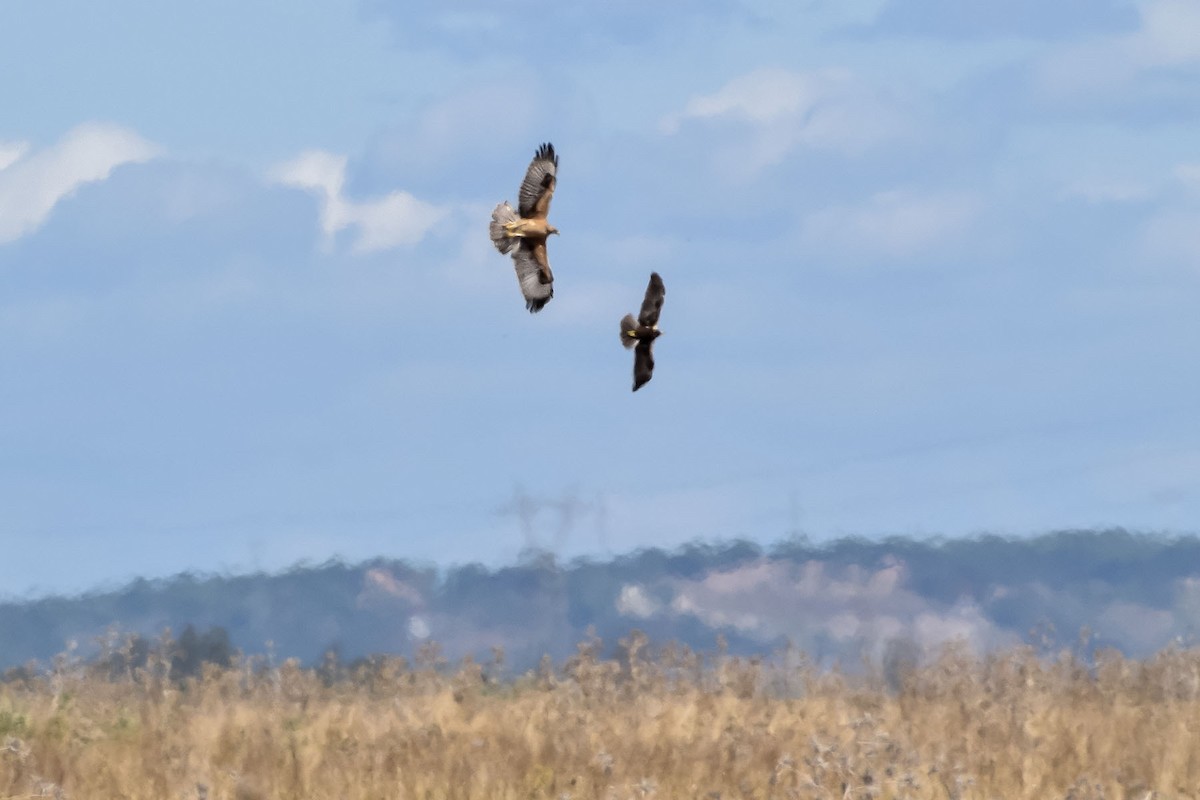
1 634 1197 799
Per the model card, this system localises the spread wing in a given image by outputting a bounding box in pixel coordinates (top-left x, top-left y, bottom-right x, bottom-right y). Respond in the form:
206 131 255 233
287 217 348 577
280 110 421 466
512 239 554 313
518 143 558 220
632 340 655 392
638 272 666 327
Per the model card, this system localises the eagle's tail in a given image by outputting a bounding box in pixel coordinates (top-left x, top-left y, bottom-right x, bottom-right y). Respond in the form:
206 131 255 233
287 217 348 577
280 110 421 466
620 313 638 349
490 202 519 254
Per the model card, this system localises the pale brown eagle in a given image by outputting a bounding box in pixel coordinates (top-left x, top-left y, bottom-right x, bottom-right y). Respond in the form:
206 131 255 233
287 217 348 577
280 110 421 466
489 143 559 312
619 272 666 392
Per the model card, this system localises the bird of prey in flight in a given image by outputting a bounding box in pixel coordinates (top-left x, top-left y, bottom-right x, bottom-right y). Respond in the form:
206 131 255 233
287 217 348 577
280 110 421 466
489 143 559 312
619 272 666 392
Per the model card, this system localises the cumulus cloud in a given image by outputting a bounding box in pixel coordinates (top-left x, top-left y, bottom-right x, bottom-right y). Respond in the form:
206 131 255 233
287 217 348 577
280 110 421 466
798 188 981 259
270 150 449 253
661 68 908 169
0 123 161 244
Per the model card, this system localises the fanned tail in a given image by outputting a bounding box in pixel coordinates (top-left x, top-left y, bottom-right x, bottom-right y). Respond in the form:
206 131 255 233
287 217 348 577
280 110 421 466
528 290 553 313
489 201 519 254
619 313 638 349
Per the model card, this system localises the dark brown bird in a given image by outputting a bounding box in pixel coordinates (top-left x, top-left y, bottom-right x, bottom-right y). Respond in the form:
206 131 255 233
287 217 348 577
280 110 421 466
619 272 666 392
489 143 559 312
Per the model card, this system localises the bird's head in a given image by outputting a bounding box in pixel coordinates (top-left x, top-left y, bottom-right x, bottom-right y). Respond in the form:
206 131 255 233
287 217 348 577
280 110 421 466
548 225 560 236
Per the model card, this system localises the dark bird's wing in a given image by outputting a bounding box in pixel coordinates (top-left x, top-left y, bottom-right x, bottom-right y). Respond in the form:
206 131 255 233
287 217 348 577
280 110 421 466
637 272 666 327
518 143 558 220
512 239 554 312
632 340 655 391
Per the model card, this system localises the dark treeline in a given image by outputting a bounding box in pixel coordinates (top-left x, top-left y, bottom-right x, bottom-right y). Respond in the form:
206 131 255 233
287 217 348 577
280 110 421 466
2 528 1199 672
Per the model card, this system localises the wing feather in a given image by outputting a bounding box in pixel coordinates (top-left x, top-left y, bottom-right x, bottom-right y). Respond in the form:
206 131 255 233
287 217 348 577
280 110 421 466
518 142 558 220
619 313 638 349
637 272 666 327
633 340 655 391
512 240 554 313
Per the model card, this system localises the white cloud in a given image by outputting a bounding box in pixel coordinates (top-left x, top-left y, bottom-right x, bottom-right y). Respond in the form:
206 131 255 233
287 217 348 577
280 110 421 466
669 68 828 127
0 142 29 172
799 188 980 258
1132 0 1200 66
1036 0 1200 100
0 124 160 245
662 68 908 169
270 150 449 253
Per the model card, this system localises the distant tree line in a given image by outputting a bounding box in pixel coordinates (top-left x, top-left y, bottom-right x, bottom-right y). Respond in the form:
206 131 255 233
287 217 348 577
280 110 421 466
2 529 1200 673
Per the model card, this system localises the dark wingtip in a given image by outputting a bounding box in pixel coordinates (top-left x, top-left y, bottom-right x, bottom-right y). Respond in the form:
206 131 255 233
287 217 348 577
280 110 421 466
536 142 558 167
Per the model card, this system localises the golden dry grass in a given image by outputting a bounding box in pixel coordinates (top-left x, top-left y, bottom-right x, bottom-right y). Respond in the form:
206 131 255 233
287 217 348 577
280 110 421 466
1 635 1198 799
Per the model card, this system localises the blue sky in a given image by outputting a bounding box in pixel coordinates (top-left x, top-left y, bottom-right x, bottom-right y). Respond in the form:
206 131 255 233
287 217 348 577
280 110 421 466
2 0 1200 596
